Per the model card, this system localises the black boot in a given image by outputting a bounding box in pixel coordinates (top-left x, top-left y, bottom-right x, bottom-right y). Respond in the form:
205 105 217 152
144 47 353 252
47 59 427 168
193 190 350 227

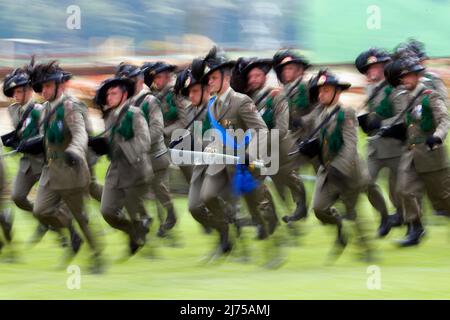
163 207 177 231
377 216 392 238
389 210 404 227
219 225 232 254
282 201 308 223
69 226 83 254
397 220 425 247
336 220 348 248
0 209 13 242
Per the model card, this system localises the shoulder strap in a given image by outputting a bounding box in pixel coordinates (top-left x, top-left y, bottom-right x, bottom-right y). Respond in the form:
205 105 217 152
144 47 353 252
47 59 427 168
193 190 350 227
135 92 151 107
363 80 388 108
16 103 35 131
255 89 272 112
306 105 342 141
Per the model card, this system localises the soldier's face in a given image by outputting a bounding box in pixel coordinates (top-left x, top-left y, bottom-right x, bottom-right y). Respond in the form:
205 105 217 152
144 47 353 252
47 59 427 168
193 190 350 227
41 81 63 101
188 84 203 106
400 72 420 90
282 64 303 83
106 86 127 108
366 63 385 83
12 86 32 105
153 72 171 90
247 68 266 92
208 70 229 94
318 85 341 106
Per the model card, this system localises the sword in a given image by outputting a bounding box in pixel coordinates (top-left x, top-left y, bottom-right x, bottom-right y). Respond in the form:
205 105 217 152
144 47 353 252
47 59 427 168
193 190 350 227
167 148 265 168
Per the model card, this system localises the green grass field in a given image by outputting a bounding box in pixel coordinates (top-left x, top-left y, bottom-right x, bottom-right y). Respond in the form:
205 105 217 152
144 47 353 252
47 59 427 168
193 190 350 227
1 137 450 300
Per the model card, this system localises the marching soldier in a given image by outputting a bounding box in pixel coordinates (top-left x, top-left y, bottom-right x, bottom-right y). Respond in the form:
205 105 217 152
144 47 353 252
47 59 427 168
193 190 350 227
197 47 279 256
384 55 450 246
354 48 405 236
29 61 102 272
143 62 193 183
172 59 226 237
298 69 370 258
395 39 448 102
2 63 46 243
94 76 153 255
394 40 449 217
231 57 308 225
272 49 318 223
116 63 173 235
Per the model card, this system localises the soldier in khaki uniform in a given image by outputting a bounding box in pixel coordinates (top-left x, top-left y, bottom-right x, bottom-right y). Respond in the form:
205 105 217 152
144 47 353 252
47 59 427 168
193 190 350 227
299 70 369 257
2 66 46 242
144 62 193 183
29 61 102 272
172 60 223 236
395 40 450 218
354 48 406 237
386 56 450 246
94 76 153 255
116 63 173 236
231 57 308 224
197 47 278 255
272 50 319 223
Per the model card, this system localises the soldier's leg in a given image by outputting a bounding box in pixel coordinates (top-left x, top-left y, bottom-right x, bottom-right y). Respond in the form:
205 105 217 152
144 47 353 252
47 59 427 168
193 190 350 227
88 166 103 202
123 184 150 245
188 174 211 229
274 167 307 222
421 168 450 214
200 172 231 252
11 170 40 212
385 157 405 226
33 185 72 230
366 157 389 220
152 168 177 231
60 188 98 253
396 164 425 246
179 165 193 184
313 172 348 248
100 184 133 236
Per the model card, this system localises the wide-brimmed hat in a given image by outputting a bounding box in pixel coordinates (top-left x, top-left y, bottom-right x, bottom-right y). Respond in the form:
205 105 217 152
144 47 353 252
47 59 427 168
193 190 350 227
141 61 177 88
201 46 236 80
174 58 205 97
3 68 31 97
355 48 391 74
308 69 351 102
29 60 72 93
94 76 135 107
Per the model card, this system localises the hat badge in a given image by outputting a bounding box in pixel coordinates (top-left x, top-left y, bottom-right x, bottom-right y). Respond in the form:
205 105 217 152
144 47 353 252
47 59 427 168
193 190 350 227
281 56 293 65
9 81 16 88
317 75 327 85
204 66 210 75
367 56 378 64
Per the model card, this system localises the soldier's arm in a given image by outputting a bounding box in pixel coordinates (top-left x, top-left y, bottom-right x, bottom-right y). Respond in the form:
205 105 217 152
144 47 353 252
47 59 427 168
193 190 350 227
239 96 269 162
331 108 358 177
64 101 88 158
7 104 19 128
273 93 289 138
430 92 450 142
118 108 151 162
163 95 191 138
146 96 165 145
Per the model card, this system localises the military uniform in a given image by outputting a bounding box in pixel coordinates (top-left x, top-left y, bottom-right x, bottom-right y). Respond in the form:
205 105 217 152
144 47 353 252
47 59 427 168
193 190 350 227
397 83 450 225
202 87 277 238
362 81 407 230
151 84 193 182
250 86 307 218
33 93 99 256
7 99 44 212
100 100 153 247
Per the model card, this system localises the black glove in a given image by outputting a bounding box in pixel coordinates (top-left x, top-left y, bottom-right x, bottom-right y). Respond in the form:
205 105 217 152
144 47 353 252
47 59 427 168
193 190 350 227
426 135 442 149
64 150 80 167
291 118 302 129
367 117 382 131
298 138 320 158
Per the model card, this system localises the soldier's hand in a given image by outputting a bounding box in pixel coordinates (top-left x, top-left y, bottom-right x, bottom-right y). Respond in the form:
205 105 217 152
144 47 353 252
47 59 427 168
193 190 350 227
426 135 442 150
64 150 80 167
